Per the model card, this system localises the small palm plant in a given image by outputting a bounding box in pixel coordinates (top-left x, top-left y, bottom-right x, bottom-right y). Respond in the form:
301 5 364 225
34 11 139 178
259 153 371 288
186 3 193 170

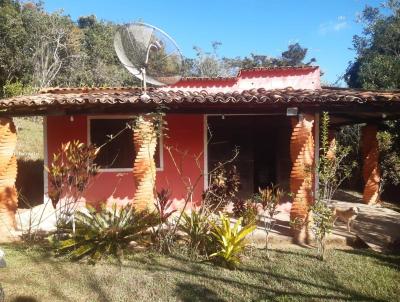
57 204 153 262
210 213 256 269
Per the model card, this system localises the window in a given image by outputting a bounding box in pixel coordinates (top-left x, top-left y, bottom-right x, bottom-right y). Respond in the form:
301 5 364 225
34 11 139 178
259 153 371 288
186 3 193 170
89 117 162 171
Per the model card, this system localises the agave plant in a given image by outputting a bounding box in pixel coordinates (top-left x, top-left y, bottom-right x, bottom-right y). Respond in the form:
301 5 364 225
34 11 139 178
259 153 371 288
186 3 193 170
210 213 256 269
57 204 154 262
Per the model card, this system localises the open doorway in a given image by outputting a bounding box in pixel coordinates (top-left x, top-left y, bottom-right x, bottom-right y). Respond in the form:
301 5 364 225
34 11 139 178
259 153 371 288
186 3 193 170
207 115 291 198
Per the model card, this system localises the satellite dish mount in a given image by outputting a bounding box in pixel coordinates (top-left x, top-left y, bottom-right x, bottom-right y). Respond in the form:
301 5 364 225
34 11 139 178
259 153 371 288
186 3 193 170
114 22 183 100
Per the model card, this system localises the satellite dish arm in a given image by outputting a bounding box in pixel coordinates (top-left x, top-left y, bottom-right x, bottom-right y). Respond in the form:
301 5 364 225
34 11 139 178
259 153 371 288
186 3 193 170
143 42 160 91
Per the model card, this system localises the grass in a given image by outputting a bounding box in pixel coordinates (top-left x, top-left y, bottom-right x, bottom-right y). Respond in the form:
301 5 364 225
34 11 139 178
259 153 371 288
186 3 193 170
13 117 43 161
0 244 399 302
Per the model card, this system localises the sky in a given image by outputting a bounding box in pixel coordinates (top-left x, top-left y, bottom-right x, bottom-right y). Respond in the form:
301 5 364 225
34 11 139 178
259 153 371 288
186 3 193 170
44 0 384 86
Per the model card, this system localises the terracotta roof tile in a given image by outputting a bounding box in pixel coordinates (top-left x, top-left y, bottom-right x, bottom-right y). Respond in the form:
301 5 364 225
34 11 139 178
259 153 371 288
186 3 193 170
1 87 400 113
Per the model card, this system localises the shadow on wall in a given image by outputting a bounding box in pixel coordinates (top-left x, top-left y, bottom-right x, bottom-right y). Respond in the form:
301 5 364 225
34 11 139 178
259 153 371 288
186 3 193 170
15 159 44 208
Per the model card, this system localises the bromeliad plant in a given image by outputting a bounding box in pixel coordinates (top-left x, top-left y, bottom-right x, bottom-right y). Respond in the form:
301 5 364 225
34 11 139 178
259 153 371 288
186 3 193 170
209 213 256 269
56 204 154 262
152 188 178 254
179 209 212 257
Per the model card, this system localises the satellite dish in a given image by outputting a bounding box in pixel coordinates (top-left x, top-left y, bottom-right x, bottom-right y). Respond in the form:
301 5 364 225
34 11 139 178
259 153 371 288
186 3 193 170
114 22 183 95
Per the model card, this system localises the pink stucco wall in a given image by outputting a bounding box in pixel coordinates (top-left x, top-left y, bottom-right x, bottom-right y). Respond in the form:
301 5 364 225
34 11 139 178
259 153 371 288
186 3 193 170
46 114 205 207
164 66 321 93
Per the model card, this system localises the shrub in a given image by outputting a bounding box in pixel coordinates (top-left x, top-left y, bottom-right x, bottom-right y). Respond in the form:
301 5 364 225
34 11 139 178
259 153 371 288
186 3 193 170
46 140 99 231
151 189 177 254
179 209 212 257
310 202 334 260
209 213 256 269
203 163 240 211
233 198 258 226
56 204 154 262
259 186 284 259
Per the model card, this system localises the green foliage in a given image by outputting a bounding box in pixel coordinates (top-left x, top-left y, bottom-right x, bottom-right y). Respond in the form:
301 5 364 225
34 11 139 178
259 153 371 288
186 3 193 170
45 140 99 207
183 42 316 77
151 188 177 254
345 1 400 89
314 112 354 259
2 80 35 97
0 3 136 95
179 210 212 257
233 198 258 227
204 164 240 211
310 202 334 260
259 186 285 258
377 125 400 194
56 204 153 262
209 213 256 269
318 112 356 203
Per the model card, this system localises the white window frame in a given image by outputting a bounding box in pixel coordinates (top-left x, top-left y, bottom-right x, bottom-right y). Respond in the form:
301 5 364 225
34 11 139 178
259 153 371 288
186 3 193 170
87 115 164 173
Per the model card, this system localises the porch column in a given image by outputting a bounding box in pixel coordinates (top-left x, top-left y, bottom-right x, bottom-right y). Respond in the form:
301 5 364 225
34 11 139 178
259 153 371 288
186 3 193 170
361 125 380 204
326 130 337 160
132 116 157 212
0 118 18 241
290 114 315 244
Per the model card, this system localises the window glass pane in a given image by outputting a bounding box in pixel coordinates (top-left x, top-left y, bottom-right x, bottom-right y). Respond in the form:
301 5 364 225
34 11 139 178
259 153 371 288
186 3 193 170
90 118 161 169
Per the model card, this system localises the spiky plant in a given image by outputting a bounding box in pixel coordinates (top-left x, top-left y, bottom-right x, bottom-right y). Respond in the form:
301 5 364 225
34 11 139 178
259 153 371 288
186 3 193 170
179 210 212 257
210 213 256 269
56 204 154 262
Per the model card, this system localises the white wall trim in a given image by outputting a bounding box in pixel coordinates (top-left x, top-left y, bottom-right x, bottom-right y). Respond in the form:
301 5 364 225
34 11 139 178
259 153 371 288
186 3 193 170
87 115 164 172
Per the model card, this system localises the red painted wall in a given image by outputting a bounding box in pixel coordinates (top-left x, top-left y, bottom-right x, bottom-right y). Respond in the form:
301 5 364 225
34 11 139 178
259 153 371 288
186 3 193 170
46 114 204 207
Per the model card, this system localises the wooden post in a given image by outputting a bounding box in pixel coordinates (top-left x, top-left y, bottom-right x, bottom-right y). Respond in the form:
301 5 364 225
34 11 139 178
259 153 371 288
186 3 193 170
362 125 380 204
132 116 157 212
0 118 18 242
290 114 315 244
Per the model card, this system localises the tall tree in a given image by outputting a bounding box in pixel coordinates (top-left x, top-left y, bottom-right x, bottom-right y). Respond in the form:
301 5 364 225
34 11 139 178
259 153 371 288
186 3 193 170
345 1 400 89
343 1 400 200
183 42 316 77
0 0 28 89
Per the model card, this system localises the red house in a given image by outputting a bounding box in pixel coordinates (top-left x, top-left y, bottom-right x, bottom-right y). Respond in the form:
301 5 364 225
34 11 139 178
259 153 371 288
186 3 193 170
1 66 400 241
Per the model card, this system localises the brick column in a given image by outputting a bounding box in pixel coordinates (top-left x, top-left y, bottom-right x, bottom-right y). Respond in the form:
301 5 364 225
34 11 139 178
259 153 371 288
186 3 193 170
132 116 157 212
326 130 337 160
362 125 380 204
290 114 315 244
0 118 18 242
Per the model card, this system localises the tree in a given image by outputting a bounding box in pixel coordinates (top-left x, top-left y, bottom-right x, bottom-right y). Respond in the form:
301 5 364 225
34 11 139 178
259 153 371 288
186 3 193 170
182 42 232 77
345 2 400 89
22 7 81 89
183 42 316 78
343 1 400 199
0 0 29 92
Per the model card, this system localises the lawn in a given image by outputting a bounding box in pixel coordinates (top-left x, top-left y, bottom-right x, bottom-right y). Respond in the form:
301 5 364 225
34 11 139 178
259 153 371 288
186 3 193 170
0 245 399 302
13 117 43 161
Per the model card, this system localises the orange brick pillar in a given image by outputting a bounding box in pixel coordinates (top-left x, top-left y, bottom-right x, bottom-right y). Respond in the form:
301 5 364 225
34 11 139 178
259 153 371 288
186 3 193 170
290 114 315 244
326 130 337 160
132 116 157 212
361 125 380 204
0 118 18 242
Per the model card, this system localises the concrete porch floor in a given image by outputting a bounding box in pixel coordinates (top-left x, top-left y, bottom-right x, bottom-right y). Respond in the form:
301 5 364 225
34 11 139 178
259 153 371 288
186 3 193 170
247 191 400 252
